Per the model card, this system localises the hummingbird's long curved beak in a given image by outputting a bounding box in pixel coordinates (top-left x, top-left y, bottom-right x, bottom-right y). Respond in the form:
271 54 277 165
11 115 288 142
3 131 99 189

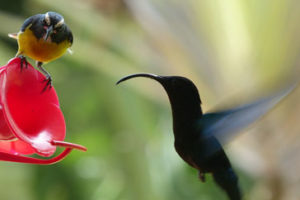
116 73 163 85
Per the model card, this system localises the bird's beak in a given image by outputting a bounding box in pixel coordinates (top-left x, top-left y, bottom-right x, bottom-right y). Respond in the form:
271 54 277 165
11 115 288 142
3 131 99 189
116 73 164 85
44 25 53 41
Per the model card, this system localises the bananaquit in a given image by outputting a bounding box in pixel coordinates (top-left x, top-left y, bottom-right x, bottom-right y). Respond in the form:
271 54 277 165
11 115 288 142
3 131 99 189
9 11 73 89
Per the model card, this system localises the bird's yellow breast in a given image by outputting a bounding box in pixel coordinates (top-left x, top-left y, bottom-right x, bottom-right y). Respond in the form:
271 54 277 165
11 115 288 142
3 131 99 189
17 28 71 63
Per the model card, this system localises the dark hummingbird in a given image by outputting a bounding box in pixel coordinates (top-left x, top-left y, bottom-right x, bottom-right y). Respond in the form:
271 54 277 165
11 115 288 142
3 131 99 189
117 73 295 200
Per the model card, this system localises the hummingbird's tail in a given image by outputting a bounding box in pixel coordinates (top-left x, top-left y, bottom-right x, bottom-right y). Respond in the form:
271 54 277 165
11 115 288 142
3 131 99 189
212 168 242 200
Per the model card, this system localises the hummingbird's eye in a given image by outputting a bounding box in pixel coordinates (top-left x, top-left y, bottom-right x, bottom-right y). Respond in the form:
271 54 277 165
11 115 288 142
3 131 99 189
171 78 184 87
171 78 178 86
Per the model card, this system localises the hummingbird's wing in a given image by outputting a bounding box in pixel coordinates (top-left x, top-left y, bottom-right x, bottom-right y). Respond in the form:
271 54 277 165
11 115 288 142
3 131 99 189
197 83 296 145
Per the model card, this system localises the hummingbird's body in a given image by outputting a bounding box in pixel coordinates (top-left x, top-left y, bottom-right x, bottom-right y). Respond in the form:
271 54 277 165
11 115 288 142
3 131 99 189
163 76 241 199
117 73 294 200
174 128 241 200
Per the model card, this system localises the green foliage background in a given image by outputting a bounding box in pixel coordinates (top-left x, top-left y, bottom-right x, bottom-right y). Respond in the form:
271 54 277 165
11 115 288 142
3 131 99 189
0 0 300 199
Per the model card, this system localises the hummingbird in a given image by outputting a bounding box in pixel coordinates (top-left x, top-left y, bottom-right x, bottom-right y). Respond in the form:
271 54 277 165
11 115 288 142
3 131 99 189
117 73 295 200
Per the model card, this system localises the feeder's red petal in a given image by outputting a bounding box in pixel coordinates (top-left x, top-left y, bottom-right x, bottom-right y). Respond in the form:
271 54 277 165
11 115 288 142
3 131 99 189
0 66 6 74
0 139 36 155
0 68 15 140
0 148 72 164
0 106 15 140
0 58 66 157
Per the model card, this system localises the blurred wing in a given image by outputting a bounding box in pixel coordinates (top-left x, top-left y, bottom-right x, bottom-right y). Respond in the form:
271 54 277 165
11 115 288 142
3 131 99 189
8 33 18 40
197 83 296 145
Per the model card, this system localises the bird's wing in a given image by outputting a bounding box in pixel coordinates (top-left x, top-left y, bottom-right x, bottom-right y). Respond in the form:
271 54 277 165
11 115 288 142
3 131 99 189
20 16 34 32
197 83 296 145
67 48 73 54
8 15 35 40
8 33 18 40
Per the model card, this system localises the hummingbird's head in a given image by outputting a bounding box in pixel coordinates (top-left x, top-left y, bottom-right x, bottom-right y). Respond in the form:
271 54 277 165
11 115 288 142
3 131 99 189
117 73 202 119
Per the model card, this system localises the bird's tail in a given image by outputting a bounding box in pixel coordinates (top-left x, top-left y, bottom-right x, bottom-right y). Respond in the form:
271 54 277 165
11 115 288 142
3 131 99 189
212 168 242 200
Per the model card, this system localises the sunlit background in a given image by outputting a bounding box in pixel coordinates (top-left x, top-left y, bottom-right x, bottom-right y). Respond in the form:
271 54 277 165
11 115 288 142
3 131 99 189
0 0 300 199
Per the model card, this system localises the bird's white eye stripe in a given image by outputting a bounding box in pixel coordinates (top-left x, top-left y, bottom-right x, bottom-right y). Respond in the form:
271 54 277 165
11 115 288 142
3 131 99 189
45 12 51 25
54 18 64 28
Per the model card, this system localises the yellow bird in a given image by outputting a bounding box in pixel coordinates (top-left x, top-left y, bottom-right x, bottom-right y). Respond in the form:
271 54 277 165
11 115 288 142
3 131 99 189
9 11 73 89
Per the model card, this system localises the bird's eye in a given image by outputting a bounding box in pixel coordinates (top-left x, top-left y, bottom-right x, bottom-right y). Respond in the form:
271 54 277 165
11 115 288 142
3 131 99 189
54 26 62 33
171 79 179 86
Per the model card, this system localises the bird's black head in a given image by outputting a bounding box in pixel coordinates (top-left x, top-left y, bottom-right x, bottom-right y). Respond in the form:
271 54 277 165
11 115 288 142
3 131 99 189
117 73 203 123
44 12 64 27
26 11 73 44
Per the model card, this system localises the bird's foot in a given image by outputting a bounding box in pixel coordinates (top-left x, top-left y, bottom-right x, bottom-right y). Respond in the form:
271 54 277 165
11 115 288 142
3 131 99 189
42 75 52 92
198 171 206 182
18 55 28 71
